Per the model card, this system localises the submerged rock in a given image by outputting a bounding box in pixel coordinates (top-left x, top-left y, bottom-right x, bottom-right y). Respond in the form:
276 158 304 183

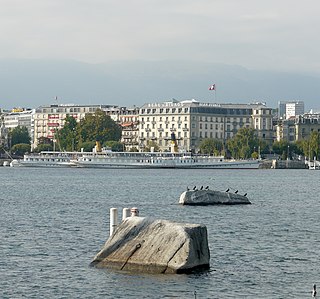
179 190 251 205
91 216 210 274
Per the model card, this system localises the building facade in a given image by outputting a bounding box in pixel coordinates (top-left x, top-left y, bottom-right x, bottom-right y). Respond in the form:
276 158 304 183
2 109 35 146
33 104 119 149
138 99 273 152
275 113 320 142
278 101 304 119
32 104 139 150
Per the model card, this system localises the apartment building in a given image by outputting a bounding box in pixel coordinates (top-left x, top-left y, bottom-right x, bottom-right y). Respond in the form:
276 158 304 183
104 106 139 150
32 104 139 150
33 104 118 149
275 113 320 142
2 109 35 146
139 99 273 152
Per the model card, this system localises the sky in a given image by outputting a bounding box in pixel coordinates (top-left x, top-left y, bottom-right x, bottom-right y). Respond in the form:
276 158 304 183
1 0 320 109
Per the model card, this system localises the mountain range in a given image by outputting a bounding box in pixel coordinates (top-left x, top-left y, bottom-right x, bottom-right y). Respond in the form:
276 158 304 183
0 59 319 111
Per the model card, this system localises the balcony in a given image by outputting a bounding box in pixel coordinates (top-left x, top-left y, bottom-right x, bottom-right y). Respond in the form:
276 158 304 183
47 123 59 127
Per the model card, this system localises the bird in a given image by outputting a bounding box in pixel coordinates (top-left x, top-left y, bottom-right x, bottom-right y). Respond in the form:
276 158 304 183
193 186 197 190
312 284 317 298
226 188 229 192
235 190 238 194
243 193 247 197
187 187 190 191
200 186 203 190
205 186 209 190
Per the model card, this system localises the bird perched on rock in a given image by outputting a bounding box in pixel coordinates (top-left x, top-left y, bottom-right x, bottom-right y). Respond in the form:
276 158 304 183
235 190 238 194
187 187 190 191
200 186 203 190
193 186 197 190
312 284 317 298
226 188 229 192
205 186 209 190
243 193 247 197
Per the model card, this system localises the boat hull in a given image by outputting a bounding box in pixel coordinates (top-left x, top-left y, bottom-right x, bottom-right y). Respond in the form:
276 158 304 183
73 160 260 169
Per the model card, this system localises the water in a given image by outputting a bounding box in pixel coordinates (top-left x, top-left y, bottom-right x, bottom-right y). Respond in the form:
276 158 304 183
0 167 319 298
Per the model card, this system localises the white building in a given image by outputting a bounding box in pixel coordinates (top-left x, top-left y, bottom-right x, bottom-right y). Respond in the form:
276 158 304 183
2 109 35 146
138 99 273 152
284 101 304 119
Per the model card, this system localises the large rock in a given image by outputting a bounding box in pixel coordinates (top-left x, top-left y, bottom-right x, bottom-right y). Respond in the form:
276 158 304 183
91 216 210 274
179 190 251 205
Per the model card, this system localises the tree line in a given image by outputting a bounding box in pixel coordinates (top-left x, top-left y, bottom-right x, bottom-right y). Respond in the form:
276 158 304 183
1 113 320 160
199 127 320 160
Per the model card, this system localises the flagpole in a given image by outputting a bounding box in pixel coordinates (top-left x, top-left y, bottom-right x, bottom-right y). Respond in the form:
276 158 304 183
209 83 216 102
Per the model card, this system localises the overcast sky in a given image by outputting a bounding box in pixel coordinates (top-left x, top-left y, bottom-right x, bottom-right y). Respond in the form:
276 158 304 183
1 0 320 73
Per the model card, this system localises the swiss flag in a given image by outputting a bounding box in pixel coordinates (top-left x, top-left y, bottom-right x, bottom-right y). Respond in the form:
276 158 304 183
209 84 215 90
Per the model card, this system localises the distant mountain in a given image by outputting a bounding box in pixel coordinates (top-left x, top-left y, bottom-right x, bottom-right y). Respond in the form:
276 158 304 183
0 59 319 110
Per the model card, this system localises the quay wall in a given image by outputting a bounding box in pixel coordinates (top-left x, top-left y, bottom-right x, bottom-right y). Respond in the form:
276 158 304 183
260 159 307 169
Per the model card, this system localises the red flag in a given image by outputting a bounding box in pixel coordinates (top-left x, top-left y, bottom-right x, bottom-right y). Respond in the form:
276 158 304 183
209 84 215 90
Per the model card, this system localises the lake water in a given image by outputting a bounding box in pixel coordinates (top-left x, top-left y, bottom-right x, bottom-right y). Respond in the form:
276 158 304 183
0 167 319 298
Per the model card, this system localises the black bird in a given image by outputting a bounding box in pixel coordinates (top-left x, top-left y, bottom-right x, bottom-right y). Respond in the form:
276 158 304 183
200 186 203 190
235 190 238 194
193 186 197 190
312 284 317 298
243 193 247 197
187 187 190 191
205 186 209 190
226 188 229 192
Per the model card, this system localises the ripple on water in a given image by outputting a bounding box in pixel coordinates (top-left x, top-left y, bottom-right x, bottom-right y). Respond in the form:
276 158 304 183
1 168 320 298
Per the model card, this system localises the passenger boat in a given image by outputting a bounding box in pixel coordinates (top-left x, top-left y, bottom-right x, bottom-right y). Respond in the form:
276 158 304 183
13 151 78 167
72 151 260 169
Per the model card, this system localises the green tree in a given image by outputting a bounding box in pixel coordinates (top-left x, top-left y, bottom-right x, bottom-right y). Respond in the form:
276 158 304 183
129 147 139 152
55 115 78 151
104 141 124 152
9 126 31 147
33 144 54 153
78 141 96 152
199 138 223 155
309 131 320 159
272 140 297 160
78 109 122 145
226 127 259 159
11 143 31 156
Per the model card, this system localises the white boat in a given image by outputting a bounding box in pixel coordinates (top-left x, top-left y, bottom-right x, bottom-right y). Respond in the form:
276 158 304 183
13 151 78 167
308 159 320 170
72 151 260 169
